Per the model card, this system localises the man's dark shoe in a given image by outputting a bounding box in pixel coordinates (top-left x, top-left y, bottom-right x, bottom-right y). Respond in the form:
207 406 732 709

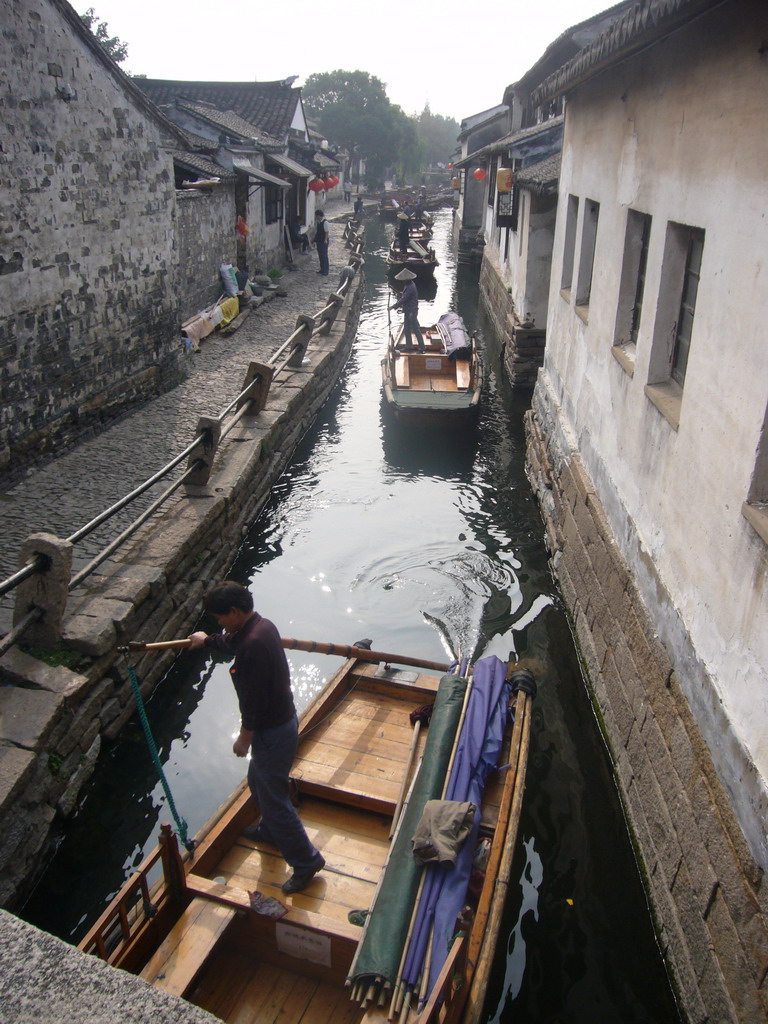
281 854 326 894
242 823 273 844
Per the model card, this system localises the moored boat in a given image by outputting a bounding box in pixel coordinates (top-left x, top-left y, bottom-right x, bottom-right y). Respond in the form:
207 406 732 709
382 311 483 426
78 638 534 1024
386 237 439 279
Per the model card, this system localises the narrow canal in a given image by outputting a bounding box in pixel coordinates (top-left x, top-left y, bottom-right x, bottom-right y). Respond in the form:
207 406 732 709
22 209 681 1023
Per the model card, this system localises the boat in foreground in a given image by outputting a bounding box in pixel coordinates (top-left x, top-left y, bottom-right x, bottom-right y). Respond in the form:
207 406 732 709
382 312 483 426
78 639 534 1024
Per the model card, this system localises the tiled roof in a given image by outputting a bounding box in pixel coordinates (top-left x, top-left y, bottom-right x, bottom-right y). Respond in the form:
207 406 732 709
177 102 284 149
454 116 563 167
134 80 301 141
515 153 561 193
533 0 721 104
172 150 235 181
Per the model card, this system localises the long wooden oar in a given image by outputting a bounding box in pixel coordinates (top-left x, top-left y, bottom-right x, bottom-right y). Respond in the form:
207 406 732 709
120 636 450 673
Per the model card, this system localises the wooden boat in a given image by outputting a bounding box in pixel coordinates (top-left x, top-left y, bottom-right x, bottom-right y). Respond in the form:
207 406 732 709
386 238 439 279
78 638 534 1024
382 312 483 425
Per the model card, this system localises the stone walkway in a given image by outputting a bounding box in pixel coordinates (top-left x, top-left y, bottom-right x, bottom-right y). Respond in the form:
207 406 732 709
0 197 370 630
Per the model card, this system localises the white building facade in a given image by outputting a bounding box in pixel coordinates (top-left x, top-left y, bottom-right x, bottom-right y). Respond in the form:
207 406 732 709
525 0 768 1019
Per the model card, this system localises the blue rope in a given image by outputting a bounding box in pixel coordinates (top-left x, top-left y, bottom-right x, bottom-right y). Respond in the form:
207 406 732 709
127 663 195 852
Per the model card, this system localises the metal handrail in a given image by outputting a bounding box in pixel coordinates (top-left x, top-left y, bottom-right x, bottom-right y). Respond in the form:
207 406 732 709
0 223 366 632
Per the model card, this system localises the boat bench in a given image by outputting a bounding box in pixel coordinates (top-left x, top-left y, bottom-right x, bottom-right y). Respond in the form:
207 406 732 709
455 359 471 389
139 896 236 997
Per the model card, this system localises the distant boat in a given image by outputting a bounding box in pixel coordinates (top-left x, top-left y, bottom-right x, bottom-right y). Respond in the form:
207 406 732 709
382 311 483 425
386 235 439 279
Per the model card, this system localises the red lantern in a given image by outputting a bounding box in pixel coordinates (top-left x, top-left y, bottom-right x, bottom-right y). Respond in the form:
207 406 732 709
472 167 487 181
308 178 324 192
328 176 339 188
447 162 454 169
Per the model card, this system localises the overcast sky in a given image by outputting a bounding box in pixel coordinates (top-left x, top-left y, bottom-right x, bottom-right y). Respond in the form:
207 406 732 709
73 0 613 123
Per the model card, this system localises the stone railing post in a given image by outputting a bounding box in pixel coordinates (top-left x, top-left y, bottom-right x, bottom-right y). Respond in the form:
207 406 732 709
13 533 73 646
237 361 274 414
185 416 222 487
319 294 343 335
288 315 315 368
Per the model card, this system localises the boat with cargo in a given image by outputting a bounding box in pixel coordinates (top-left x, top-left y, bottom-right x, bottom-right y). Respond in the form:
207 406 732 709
78 637 534 1024
382 312 483 427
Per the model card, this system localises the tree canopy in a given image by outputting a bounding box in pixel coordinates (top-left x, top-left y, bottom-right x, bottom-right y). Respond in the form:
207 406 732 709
302 70 458 183
79 8 129 64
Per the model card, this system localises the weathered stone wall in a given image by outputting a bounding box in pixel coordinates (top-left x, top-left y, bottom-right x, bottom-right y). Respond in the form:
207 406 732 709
176 187 237 318
525 399 768 1024
0 0 182 483
479 253 544 389
0 259 365 909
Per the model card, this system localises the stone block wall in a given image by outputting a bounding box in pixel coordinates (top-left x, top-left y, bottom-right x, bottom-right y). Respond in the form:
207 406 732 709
524 404 768 1023
0 262 365 910
0 0 182 483
176 188 237 320
479 255 545 388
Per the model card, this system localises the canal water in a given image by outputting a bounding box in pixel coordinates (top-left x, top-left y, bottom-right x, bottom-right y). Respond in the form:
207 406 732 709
22 209 681 1023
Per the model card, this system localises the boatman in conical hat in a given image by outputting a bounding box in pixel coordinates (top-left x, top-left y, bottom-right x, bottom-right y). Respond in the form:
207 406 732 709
189 581 325 894
392 268 425 352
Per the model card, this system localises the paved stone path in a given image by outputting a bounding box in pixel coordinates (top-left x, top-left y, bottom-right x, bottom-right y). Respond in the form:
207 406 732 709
0 197 369 630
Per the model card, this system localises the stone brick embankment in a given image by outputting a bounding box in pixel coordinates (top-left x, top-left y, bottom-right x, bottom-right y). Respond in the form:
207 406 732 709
0 202 369 914
478 252 545 389
525 401 768 1024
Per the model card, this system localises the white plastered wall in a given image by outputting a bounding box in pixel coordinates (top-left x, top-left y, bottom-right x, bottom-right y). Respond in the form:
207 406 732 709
538 1 768 867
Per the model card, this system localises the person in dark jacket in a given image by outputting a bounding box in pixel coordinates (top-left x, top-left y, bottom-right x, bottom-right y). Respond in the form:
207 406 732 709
188 581 325 894
314 208 330 275
392 267 425 351
396 211 410 253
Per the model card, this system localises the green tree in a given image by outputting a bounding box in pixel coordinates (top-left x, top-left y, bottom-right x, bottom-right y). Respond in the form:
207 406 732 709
80 8 129 64
415 105 460 167
303 70 413 183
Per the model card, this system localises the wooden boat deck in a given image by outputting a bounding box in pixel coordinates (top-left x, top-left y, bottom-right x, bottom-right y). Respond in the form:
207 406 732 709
80 649 527 1024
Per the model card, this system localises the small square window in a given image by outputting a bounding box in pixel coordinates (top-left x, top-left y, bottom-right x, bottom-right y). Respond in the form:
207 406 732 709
612 210 652 373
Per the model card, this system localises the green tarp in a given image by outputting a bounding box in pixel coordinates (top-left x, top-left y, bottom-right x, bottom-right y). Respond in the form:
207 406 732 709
348 672 468 987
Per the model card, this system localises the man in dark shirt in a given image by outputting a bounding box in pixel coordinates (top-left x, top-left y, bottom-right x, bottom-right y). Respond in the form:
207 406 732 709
392 267 425 352
189 581 324 894
314 208 330 275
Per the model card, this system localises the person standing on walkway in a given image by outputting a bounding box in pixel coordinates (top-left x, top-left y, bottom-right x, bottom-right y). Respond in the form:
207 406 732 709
393 268 425 352
314 208 330 275
354 195 364 221
188 581 325 894
343 178 352 202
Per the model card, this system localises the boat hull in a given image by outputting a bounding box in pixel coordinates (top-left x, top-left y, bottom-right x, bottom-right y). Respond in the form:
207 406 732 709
381 316 483 427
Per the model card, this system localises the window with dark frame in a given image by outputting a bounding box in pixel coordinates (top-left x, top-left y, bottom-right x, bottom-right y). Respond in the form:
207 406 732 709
575 199 600 309
613 209 652 359
265 185 283 226
561 194 579 291
671 228 704 387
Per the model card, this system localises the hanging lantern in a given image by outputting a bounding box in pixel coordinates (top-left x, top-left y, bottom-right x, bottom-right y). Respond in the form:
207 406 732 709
451 176 461 190
496 167 514 193
330 175 340 187
472 166 487 181
447 162 454 169
308 177 325 193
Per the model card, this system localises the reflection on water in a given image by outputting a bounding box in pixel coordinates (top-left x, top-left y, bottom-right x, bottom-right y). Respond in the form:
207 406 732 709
21 209 680 1024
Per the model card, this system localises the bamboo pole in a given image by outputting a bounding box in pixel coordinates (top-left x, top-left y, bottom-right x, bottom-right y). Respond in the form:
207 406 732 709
390 719 421 839
120 635 450 673
462 691 533 1024
390 663 473 1018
